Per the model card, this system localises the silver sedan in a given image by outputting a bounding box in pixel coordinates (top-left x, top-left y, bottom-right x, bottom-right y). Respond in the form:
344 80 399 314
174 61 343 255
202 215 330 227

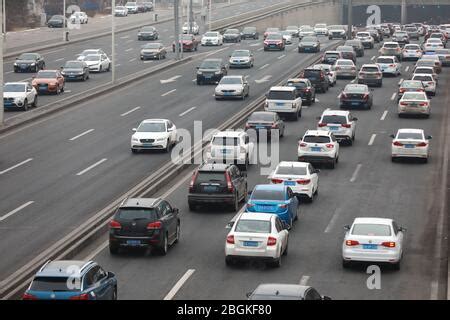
214 75 250 100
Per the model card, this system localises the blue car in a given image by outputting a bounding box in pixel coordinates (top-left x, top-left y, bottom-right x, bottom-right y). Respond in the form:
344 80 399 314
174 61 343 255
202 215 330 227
22 260 117 300
245 184 299 227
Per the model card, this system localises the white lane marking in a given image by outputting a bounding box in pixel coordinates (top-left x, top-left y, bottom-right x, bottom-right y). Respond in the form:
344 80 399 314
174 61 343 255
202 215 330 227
161 89 176 97
299 275 310 286
5 71 14 74
259 63 270 70
0 201 34 222
69 129 95 141
55 58 65 62
405 66 409 72
160 75 182 84
42 48 65 55
368 134 377 146
163 269 196 300
0 158 33 175
257 47 264 51
350 164 362 183
249 43 260 47
192 78 196 82
398 78 404 85
64 90 72 93
120 35 130 39
179 107 196 117
120 106 141 117
144 60 153 64
371 55 376 61
380 110 388 121
390 92 397 101
315 98 320 103
254 75 272 83
324 209 340 233
277 54 286 60
129 58 137 62
125 48 133 52
76 158 108 176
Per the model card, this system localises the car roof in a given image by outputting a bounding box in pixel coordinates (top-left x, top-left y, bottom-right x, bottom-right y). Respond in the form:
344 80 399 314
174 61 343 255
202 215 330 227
361 64 379 68
141 118 168 123
287 78 309 82
253 184 286 191
120 197 160 208
250 111 276 116
336 59 354 63
304 130 331 136
383 42 400 45
5 82 27 86
412 73 434 79
325 50 340 54
277 161 308 168
353 217 393 225
222 75 243 79
269 86 296 92
238 211 274 222
198 162 230 171
36 260 95 278
414 66 434 70
252 284 310 298
202 58 222 62
213 131 245 138
322 109 350 116
397 128 424 134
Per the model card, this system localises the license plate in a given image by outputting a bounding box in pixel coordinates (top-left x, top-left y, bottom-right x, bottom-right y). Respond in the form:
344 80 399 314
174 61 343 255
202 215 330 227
204 75 212 79
276 103 285 107
243 241 258 247
329 126 339 131
221 149 230 154
126 240 141 246
405 144 415 148
284 181 295 186
203 186 218 192
362 244 378 250
69 76 75 78
258 205 273 211
311 147 321 152
224 92 232 96
352 102 359 106
256 126 266 129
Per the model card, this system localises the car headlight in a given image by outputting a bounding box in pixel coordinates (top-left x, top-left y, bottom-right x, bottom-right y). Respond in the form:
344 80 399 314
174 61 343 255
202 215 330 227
197 71 202 75
31 63 35 66
14 62 17 66
156 138 166 142
132 137 139 142
215 71 221 74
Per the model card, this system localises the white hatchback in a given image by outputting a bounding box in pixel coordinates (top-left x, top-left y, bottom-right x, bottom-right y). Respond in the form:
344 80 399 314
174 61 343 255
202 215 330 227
225 212 289 268
268 161 319 202
402 44 423 60
317 109 357 145
390 128 431 162
398 91 431 117
342 217 405 270
411 74 436 96
298 130 339 169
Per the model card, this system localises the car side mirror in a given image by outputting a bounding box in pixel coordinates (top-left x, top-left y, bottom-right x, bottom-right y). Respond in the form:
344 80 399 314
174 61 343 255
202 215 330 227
398 226 407 232
246 292 252 298
427 135 433 139
322 296 332 300
173 208 179 214
282 221 290 230
247 191 253 196
107 271 115 279
314 169 321 174
132 128 137 132
316 116 321 120
226 221 235 229
343 225 350 231
390 134 395 138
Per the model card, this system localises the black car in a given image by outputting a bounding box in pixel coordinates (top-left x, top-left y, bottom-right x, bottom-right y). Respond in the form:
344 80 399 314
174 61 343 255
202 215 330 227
299 68 329 93
14 53 45 73
366 28 381 42
188 163 247 211
241 26 259 40
298 36 320 53
286 78 316 105
61 60 90 81
247 284 331 300
344 39 365 57
109 198 180 255
245 111 285 139
138 26 159 40
196 58 228 85
223 28 241 43
47 15 66 28
340 83 373 109
321 51 342 65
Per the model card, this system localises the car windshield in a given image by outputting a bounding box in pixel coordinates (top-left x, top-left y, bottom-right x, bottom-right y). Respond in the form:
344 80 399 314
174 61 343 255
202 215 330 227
81 50 98 56
303 70 322 78
204 32 218 37
4 84 26 92
384 43 399 48
251 189 285 201
36 71 57 78
141 27 155 32
325 53 339 58
266 34 282 40
248 113 275 122
30 277 76 292
303 135 331 143
243 27 256 33
267 91 295 100
402 92 427 100
225 29 239 34
64 61 83 68
427 39 442 43
352 223 391 236
395 32 407 36
220 77 242 85
196 172 225 183
406 28 417 32
421 55 438 60
413 75 433 81
361 66 379 72
116 6 125 10
231 50 249 57
322 115 347 124
50 15 63 21
117 207 156 220
200 60 220 69
287 81 307 88
357 33 370 37
235 219 271 233
345 85 367 93
397 132 423 140
401 81 422 88
416 60 434 67
212 137 239 146
275 166 307 176
415 68 432 73
142 43 160 49
377 58 394 64
18 53 37 60
337 46 352 52
337 60 353 66
404 45 420 50
301 27 313 31
85 55 100 61
137 122 166 132
302 36 317 42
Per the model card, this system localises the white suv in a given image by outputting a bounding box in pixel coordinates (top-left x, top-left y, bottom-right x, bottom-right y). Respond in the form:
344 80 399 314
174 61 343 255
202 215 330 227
131 119 177 153
376 56 401 76
264 86 302 120
317 110 357 145
206 131 254 170
298 130 340 169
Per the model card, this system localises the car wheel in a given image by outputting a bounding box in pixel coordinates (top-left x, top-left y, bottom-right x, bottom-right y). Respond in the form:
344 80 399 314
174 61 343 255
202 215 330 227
112 288 117 300
188 202 197 211
282 241 288 256
231 195 239 212
225 256 233 266
131 148 138 154
329 159 336 169
174 222 180 244
392 259 401 270
423 157 428 164
99 66 102 72
391 156 396 162
271 255 281 268
109 243 119 255
165 139 171 153
23 99 28 111
292 111 299 121
294 206 299 221
342 259 351 268
158 233 168 256
32 96 38 108
61 85 64 93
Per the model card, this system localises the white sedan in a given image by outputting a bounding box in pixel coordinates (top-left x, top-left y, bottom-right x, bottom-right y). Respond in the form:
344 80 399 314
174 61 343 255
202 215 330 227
3 82 38 111
268 161 319 202
391 128 431 162
131 119 177 153
225 212 289 268
342 217 405 270
402 44 423 60
70 11 88 24
84 54 111 72
182 22 199 35
423 39 444 51
77 49 106 61
376 56 401 76
201 31 223 46
398 91 431 117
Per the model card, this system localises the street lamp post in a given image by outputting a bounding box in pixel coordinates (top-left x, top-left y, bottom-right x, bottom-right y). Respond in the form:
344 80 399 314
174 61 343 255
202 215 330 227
175 0 181 60
208 0 211 31
63 0 66 41
0 2 3 125
347 0 353 40
112 0 116 83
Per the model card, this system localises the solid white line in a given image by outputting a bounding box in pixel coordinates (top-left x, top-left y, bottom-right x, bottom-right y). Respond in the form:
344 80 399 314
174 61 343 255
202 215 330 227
249 43 260 47
69 129 95 141
129 58 137 62
163 269 196 300
0 201 34 222
350 164 362 182
259 63 270 70
0 158 33 175
368 134 377 146
42 48 65 55
76 158 108 176
125 48 133 52
55 58 65 62
257 47 264 51
390 92 397 101
64 90 72 93
277 54 286 60
120 35 130 39
324 209 341 233
161 89 176 97
299 275 310 286
179 107 196 117
380 110 388 121
120 106 141 116
144 61 153 64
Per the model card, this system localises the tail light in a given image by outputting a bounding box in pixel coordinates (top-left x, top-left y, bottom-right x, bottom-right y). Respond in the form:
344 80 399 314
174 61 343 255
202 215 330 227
393 141 403 146
109 220 122 230
389 64 395 67
342 123 351 128
147 221 162 229
416 142 427 147
400 102 408 106
226 235 235 244
69 293 90 300
318 122 327 127
326 144 334 149
340 93 347 99
381 241 396 248
271 123 278 129
345 240 359 246
225 171 234 193
189 170 198 192
267 236 277 246
399 88 406 93
296 179 311 185
304 88 311 92
22 293 38 300
363 93 369 100
419 102 428 107
299 142 307 147
278 204 288 208
271 179 283 184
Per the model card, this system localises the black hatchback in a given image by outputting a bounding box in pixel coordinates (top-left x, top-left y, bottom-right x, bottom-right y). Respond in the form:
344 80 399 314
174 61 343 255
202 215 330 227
299 68 329 93
109 198 180 255
196 59 228 85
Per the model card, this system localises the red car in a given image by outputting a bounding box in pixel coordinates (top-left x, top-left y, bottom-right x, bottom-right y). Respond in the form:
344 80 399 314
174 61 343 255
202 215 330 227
172 34 199 52
31 70 65 95
263 33 285 51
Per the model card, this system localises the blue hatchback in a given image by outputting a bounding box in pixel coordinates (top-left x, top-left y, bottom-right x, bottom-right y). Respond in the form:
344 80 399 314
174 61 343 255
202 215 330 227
245 184 299 227
22 260 117 300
